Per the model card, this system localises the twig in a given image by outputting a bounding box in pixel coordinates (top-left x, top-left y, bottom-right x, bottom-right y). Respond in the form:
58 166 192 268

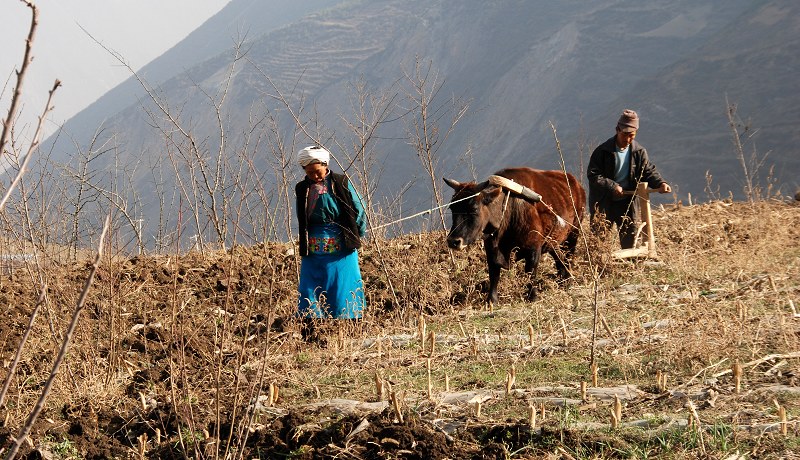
0 78 61 211
0 287 46 407
4 215 110 460
686 400 706 455
713 352 800 378
0 0 38 157
674 358 728 390
549 121 598 368
599 314 619 347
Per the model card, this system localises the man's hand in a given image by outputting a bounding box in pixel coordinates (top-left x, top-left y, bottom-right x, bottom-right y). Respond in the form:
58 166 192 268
612 184 625 198
658 183 672 194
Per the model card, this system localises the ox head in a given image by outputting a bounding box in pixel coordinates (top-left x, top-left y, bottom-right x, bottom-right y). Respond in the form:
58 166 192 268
443 177 505 250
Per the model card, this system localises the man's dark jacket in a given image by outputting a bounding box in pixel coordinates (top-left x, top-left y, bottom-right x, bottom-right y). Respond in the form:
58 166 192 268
295 172 362 257
587 136 667 217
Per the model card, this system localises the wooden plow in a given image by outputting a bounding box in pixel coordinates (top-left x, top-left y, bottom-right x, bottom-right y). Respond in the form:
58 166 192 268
613 182 659 259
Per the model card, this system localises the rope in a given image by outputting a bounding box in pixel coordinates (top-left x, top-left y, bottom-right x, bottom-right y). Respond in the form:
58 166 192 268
489 190 512 237
369 192 480 232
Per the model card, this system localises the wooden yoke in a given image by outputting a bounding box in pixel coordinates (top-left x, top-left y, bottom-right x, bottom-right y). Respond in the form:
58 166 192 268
488 175 542 203
613 182 658 259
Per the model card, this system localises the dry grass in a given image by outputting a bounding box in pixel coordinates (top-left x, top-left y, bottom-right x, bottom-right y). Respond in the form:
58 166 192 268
0 198 799 459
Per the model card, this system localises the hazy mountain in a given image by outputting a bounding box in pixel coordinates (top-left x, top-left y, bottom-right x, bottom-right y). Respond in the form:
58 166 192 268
23 0 800 249
49 0 343 145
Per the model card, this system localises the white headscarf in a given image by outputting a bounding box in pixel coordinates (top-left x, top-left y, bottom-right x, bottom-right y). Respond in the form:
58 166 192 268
297 145 330 167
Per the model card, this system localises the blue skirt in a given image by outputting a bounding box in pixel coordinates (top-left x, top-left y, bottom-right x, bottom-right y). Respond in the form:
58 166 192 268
297 246 365 319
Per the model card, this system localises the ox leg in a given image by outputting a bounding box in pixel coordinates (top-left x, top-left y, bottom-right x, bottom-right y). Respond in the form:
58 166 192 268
486 261 501 308
554 227 580 280
523 246 542 301
484 242 503 308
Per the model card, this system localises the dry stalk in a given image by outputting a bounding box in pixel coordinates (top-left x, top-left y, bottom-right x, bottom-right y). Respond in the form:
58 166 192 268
528 404 536 428
580 381 587 401
527 324 535 348
557 311 568 346
591 361 599 387
737 300 748 321
686 400 706 454
732 360 743 393
790 299 800 318
656 370 668 393
418 313 427 351
137 433 147 460
0 288 46 408
268 382 279 406
600 315 619 347
549 122 600 366
428 330 436 356
610 408 618 430
445 373 450 392
390 390 404 424
675 358 728 391
613 394 622 425
374 372 384 401
426 358 433 400
777 402 788 436
715 352 800 378
505 363 516 396
556 446 577 460
474 400 482 417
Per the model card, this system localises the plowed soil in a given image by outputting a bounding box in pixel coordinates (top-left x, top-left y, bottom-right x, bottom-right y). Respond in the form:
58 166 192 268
1 198 799 459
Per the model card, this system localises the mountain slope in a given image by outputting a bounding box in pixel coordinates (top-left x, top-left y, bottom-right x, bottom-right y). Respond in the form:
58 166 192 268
23 0 798 249
619 0 800 199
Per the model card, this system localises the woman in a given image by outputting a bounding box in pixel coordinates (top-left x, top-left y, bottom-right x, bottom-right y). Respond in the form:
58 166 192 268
295 145 367 338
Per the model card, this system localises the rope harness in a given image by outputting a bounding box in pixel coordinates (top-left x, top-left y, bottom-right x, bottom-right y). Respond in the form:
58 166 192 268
369 192 480 232
369 175 580 234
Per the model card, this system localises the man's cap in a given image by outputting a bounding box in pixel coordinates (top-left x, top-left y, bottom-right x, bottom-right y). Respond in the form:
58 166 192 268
617 109 639 133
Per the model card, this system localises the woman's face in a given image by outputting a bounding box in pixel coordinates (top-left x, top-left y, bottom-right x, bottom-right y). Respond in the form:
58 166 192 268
303 162 328 183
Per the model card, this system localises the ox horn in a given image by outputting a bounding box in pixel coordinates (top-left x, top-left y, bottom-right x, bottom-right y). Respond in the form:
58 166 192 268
444 177 492 192
443 177 461 190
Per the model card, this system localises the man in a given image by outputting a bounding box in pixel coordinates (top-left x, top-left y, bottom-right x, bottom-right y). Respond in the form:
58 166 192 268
587 109 671 249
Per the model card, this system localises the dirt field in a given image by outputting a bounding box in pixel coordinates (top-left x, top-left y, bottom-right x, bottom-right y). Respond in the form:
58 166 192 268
0 198 799 459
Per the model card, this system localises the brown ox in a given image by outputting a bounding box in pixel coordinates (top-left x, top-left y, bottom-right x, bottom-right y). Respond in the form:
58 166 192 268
444 167 586 307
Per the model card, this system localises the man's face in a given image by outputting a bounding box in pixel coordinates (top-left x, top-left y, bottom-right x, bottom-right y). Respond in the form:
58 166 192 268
615 129 636 149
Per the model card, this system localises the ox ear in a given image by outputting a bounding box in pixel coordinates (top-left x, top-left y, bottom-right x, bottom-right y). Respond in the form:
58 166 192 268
443 177 461 190
481 185 502 204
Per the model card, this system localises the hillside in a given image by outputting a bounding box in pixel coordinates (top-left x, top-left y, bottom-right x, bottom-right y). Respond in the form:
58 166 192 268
14 0 800 252
0 198 798 458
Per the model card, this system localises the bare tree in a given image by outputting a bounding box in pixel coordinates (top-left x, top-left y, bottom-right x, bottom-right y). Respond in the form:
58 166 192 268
400 58 470 232
726 95 771 203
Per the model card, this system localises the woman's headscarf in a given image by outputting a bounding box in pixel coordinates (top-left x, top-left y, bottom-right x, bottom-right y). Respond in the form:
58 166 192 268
297 145 330 167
